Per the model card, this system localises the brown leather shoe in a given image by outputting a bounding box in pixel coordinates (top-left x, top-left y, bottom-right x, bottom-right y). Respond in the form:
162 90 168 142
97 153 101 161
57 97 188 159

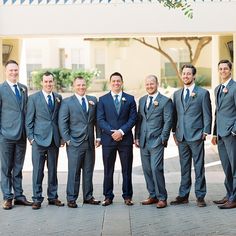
196 198 206 207
141 198 158 205
156 200 167 208
32 202 41 210
218 201 236 209
83 197 101 205
213 197 228 205
48 199 65 207
14 198 33 206
170 196 189 205
2 199 13 210
102 198 113 206
124 198 134 206
67 201 78 208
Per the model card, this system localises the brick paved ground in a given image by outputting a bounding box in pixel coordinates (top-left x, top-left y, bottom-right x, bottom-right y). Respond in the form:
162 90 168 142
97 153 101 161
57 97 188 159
1 138 235 236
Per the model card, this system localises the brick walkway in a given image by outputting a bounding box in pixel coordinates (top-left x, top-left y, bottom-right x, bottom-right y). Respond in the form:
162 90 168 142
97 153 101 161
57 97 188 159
1 139 235 236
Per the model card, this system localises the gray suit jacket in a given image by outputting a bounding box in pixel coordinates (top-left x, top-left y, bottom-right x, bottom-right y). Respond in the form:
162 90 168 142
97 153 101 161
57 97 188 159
25 91 62 147
173 85 212 142
213 79 236 137
59 95 100 147
135 93 173 148
0 81 28 141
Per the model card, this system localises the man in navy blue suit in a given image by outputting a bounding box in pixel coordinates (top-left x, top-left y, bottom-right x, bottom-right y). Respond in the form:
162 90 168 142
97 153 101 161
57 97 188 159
97 72 137 206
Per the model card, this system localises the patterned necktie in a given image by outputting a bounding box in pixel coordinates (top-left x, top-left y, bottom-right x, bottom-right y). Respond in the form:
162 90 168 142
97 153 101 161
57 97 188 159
114 95 120 113
13 84 21 102
47 95 54 112
184 88 190 103
82 97 87 112
147 96 153 110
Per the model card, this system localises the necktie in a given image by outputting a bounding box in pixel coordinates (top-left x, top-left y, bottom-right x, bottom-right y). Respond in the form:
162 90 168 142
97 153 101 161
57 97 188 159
47 95 54 112
13 84 21 102
184 88 190 103
218 85 225 101
147 96 153 110
114 95 120 113
82 97 87 112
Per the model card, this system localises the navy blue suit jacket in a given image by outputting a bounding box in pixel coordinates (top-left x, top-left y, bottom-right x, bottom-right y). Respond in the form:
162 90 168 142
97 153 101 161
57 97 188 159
97 91 137 146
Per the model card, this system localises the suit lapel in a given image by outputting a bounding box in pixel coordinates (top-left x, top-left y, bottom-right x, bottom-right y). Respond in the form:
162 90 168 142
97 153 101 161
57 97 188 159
184 86 198 111
109 92 119 117
146 93 162 119
141 95 148 118
72 95 87 120
4 81 21 110
39 91 51 115
218 79 233 109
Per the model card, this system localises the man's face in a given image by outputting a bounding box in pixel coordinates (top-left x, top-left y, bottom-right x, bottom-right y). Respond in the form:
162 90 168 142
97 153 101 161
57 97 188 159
74 78 87 96
218 63 231 82
41 75 54 94
110 75 123 94
145 76 158 95
5 63 19 83
181 68 195 86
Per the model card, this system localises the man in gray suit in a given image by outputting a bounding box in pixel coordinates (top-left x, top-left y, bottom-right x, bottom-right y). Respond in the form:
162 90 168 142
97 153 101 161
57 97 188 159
0 60 32 210
170 64 212 207
26 71 64 210
212 59 236 209
135 75 173 208
59 77 101 208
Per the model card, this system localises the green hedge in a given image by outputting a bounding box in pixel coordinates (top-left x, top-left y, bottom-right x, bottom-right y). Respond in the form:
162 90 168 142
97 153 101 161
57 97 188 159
31 68 97 91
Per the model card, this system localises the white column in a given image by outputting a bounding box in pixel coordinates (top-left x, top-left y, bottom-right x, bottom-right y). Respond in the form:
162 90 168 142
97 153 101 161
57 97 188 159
233 33 236 79
0 38 3 82
19 39 28 85
211 35 220 89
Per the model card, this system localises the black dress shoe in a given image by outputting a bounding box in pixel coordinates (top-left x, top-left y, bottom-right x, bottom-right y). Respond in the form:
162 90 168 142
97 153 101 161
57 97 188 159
196 198 206 207
102 198 113 206
218 201 236 209
170 196 189 205
48 199 65 207
2 199 13 210
32 202 41 210
124 198 134 206
213 197 228 205
67 201 78 208
14 199 33 206
83 197 101 205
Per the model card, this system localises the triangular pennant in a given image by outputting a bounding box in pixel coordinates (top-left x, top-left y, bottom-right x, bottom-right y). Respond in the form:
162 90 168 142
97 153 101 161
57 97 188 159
3 0 9 4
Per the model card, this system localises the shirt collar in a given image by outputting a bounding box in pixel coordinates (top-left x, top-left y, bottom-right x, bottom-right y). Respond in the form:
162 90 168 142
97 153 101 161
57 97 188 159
184 83 195 94
75 93 87 102
111 91 122 98
6 79 18 87
147 91 159 100
222 78 232 87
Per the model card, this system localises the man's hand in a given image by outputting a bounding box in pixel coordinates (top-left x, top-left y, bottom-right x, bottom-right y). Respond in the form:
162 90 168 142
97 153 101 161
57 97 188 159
162 140 168 148
202 133 207 141
95 140 101 148
111 130 123 141
211 136 217 145
173 134 178 145
134 139 140 148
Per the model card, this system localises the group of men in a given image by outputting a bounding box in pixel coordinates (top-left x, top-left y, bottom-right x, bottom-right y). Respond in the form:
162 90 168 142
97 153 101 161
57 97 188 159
0 59 235 211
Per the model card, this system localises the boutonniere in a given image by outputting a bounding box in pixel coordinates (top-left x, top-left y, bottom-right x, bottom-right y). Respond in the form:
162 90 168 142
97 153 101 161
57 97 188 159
55 97 61 103
223 88 228 94
88 100 95 106
20 87 25 93
153 101 159 107
190 92 197 98
121 97 126 103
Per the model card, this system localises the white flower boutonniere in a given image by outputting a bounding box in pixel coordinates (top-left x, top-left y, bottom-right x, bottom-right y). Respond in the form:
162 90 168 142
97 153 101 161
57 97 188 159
153 101 159 107
190 92 197 98
55 97 61 103
121 97 126 103
223 88 228 94
88 100 95 106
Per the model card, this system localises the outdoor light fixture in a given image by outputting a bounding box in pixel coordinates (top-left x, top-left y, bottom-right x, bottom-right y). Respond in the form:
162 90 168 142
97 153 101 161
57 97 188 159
2 44 13 65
